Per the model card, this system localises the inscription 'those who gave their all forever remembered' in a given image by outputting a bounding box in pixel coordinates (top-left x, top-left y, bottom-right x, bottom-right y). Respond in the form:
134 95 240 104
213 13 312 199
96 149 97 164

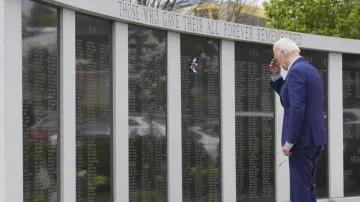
118 1 302 45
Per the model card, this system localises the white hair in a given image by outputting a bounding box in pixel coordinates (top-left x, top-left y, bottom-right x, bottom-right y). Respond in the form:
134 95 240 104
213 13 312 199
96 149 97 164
273 38 300 54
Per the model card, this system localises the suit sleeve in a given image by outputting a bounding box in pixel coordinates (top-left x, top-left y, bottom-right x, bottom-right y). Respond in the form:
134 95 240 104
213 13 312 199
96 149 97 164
269 76 285 95
286 68 306 144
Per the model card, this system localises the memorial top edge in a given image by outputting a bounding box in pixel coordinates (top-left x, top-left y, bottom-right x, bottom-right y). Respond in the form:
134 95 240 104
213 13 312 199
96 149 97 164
43 0 360 54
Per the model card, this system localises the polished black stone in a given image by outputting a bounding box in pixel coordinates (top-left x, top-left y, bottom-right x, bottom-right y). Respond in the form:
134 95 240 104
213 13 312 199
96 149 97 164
180 34 221 202
301 50 329 198
342 54 360 197
235 42 275 202
128 24 168 202
22 1 59 201
75 13 112 202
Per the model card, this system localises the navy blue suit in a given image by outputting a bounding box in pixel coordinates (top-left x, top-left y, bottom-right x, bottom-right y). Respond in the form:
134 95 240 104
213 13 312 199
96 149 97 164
270 57 326 202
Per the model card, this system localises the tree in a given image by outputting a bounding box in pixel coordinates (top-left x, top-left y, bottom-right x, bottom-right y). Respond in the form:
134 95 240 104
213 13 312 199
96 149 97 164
215 0 260 24
129 0 199 10
186 0 261 25
131 0 261 25
263 0 360 39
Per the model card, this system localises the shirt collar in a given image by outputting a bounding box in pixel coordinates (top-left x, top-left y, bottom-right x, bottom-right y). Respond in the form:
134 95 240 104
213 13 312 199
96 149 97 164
287 56 301 71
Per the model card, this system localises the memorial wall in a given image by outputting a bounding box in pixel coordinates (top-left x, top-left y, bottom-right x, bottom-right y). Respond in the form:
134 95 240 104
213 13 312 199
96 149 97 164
128 24 168 202
12 0 360 201
234 42 275 202
180 34 222 202
75 14 112 201
22 1 59 201
342 54 360 197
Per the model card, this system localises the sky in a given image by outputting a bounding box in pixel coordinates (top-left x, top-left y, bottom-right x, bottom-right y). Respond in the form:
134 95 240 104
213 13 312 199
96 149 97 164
257 0 267 8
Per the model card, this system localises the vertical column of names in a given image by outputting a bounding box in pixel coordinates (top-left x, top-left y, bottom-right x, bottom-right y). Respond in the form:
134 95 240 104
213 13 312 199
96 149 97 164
86 39 97 202
128 42 137 201
34 47 46 201
23 53 32 201
194 56 205 202
46 48 58 201
235 60 246 200
76 37 85 200
181 53 192 201
248 61 260 199
207 56 221 201
260 61 273 198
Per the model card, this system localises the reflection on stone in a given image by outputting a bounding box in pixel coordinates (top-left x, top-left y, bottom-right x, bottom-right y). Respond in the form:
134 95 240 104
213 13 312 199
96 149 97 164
128 24 168 202
235 42 275 201
22 0 59 201
180 34 221 202
75 14 112 202
342 54 360 197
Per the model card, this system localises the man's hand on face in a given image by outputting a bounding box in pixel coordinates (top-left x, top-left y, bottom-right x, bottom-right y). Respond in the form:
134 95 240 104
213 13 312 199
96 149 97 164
282 144 292 156
270 58 281 75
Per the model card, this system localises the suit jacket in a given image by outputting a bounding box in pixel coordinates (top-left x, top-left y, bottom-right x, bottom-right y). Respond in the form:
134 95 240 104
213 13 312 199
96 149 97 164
270 57 326 148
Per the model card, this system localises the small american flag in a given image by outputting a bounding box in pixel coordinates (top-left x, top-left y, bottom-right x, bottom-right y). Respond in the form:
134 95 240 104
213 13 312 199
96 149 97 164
38 166 51 190
190 58 198 73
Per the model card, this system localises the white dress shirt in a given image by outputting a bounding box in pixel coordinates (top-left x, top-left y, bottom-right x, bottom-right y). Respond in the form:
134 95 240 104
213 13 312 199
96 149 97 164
271 56 301 148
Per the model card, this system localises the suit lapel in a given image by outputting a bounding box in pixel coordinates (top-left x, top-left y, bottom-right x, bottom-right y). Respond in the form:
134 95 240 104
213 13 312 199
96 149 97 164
280 81 287 96
279 57 305 105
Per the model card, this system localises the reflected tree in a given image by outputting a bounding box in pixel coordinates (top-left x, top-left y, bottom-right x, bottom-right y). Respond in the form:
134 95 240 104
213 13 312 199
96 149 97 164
180 34 221 201
22 0 57 37
128 25 168 201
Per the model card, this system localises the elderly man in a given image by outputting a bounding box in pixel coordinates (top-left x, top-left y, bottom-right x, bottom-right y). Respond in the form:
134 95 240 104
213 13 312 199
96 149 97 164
269 38 326 202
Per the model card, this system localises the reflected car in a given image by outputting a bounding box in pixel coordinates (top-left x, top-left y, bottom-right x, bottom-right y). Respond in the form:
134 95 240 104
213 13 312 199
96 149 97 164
29 116 57 141
343 109 360 125
188 111 274 159
31 116 167 145
189 119 220 159
343 108 360 141
77 122 111 137
235 111 273 118
342 108 360 193
129 116 166 138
